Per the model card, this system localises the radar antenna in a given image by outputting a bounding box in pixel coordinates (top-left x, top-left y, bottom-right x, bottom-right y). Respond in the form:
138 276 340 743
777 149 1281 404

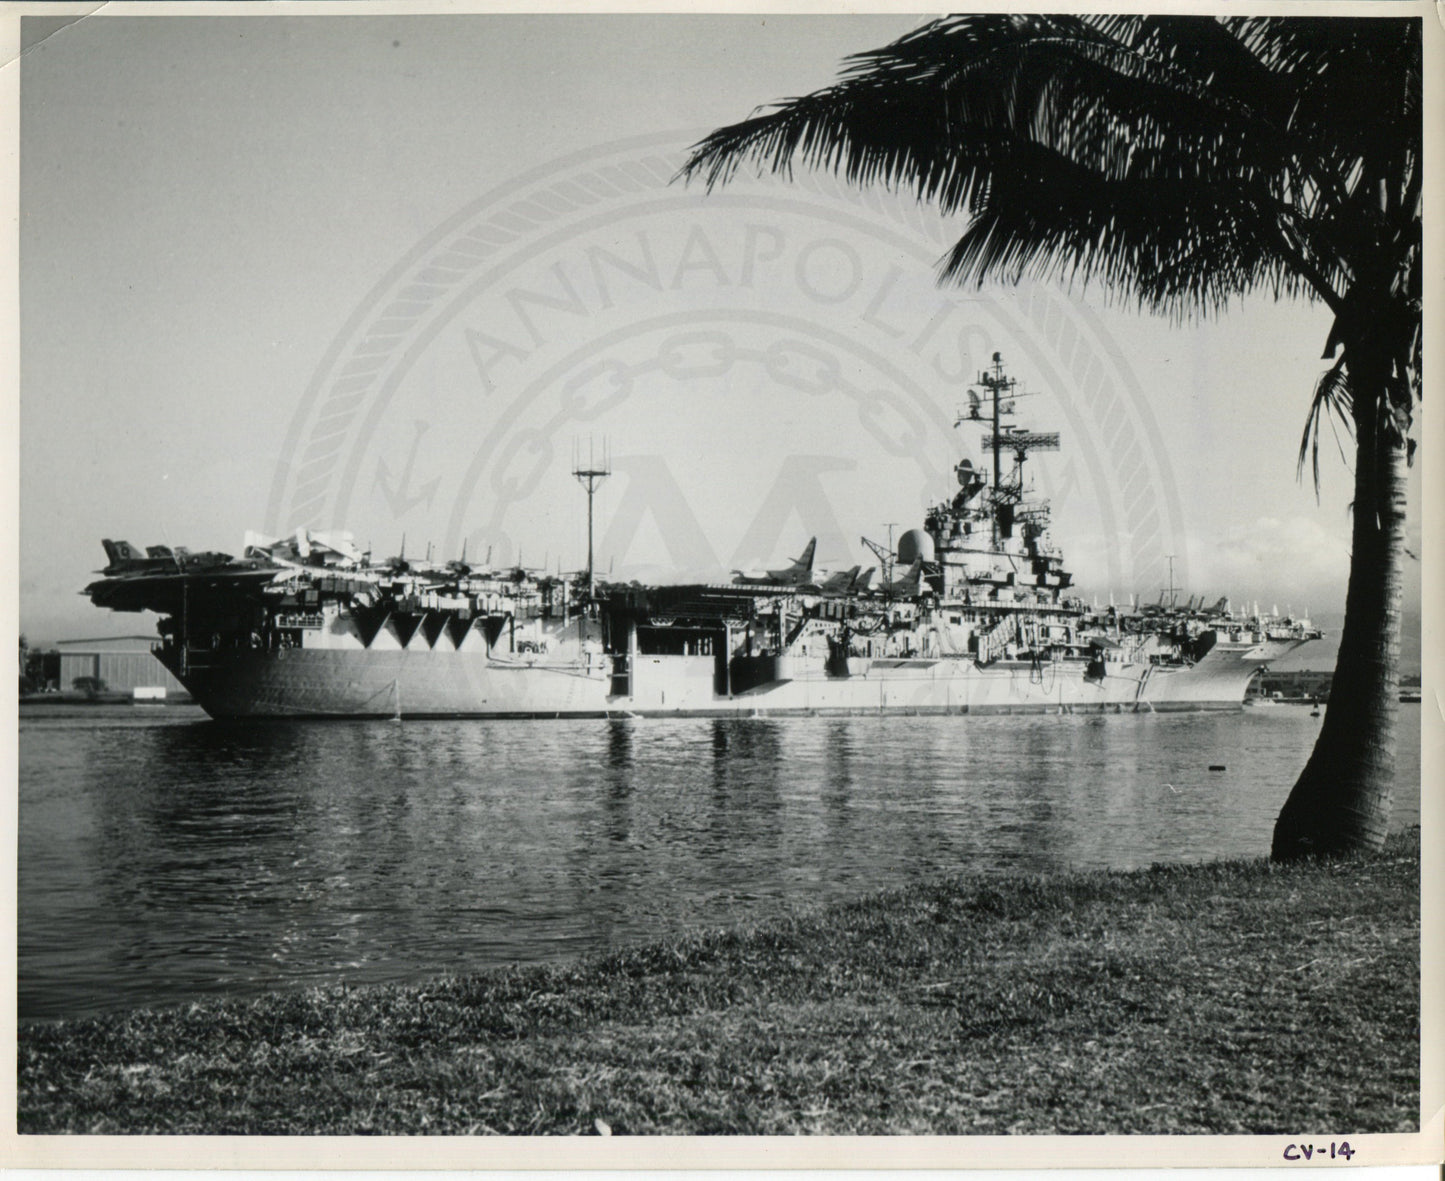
961 354 1060 550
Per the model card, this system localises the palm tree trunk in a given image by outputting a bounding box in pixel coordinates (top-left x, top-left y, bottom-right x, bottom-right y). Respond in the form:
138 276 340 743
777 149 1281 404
1272 347 1406 859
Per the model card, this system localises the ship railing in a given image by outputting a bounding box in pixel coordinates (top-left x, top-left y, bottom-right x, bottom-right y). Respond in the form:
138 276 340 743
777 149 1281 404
274 612 324 630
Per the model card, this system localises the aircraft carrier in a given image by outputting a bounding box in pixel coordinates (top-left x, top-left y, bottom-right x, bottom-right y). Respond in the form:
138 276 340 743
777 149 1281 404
84 356 1321 719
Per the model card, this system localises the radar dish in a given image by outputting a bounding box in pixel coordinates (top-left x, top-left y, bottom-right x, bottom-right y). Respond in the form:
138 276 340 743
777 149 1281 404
897 529 935 565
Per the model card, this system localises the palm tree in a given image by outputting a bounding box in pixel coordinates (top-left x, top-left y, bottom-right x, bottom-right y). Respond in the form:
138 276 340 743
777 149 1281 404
682 16 1421 859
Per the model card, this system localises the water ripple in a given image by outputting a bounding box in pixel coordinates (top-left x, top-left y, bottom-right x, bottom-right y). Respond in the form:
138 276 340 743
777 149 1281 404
18 704 1421 1021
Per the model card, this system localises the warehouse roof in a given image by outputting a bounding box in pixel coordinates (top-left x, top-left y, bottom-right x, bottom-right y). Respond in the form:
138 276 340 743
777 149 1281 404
55 635 159 650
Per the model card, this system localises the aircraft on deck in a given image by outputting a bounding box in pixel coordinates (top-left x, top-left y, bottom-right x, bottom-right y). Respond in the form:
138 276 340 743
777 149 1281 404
731 538 817 587
879 559 926 598
445 541 495 581
816 565 860 594
378 536 421 578
816 565 876 595
99 540 180 577
242 529 363 570
87 540 282 613
99 540 243 577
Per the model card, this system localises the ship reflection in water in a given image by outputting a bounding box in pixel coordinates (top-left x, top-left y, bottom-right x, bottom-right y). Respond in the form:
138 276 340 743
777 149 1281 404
19 704 1422 1022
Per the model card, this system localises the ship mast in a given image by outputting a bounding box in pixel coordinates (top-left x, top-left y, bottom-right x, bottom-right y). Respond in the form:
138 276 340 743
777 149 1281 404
977 353 1016 547
964 353 1060 552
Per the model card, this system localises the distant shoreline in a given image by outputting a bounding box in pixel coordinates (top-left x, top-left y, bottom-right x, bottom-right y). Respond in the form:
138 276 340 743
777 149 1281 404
19 693 195 707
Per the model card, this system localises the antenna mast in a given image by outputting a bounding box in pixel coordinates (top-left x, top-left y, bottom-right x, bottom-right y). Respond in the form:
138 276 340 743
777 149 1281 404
974 353 1017 547
962 354 1059 554
572 437 611 597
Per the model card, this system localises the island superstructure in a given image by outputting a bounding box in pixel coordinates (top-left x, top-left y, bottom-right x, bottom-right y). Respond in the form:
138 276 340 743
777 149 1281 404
84 355 1321 719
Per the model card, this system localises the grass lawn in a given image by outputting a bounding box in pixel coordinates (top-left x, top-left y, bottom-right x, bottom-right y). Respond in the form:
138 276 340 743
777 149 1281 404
18 829 1419 1135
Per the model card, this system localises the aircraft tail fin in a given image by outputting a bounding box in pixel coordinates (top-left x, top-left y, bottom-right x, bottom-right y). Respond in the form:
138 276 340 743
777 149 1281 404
795 537 816 572
102 539 145 568
887 559 924 594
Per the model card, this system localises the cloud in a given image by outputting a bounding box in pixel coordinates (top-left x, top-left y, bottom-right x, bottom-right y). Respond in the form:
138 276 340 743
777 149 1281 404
1194 515 1351 607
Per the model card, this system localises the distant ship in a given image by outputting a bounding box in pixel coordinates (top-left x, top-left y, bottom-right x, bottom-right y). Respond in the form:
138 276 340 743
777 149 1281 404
85 355 1320 719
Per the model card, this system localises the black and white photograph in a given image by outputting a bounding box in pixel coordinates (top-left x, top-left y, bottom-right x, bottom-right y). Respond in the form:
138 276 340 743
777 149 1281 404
7 2 1438 1160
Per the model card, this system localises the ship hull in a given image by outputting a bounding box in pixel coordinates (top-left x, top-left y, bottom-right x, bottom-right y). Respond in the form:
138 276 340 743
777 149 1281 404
160 640 1302 720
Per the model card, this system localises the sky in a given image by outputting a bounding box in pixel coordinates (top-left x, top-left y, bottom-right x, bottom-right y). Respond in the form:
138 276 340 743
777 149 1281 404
17 13 1424 667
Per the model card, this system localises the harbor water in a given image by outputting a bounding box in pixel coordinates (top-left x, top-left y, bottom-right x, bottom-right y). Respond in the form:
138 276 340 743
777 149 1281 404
19 703 1422 1022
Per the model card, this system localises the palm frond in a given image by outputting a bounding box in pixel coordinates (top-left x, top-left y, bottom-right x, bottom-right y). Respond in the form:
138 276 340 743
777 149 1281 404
933 149 1309 317
1298 356 1354 496
679 14 1418 321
